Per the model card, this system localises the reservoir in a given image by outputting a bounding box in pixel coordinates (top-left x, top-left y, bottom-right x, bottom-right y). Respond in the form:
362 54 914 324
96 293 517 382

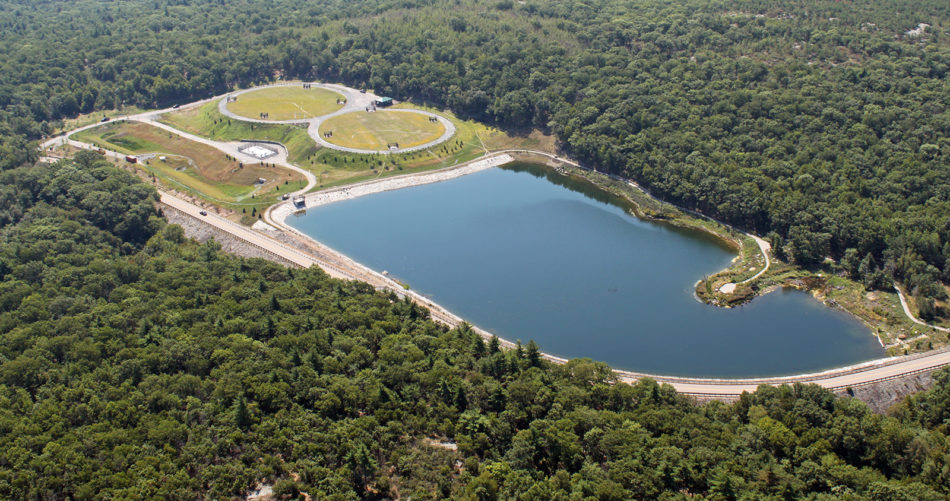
291 163 884 377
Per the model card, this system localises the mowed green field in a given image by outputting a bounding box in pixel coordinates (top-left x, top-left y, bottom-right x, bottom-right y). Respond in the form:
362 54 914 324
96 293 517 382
320 111 446 150
160 100 320 166
227 86 344 121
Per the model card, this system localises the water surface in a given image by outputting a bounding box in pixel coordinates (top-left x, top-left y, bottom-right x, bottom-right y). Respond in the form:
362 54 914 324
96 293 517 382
291 163 883 377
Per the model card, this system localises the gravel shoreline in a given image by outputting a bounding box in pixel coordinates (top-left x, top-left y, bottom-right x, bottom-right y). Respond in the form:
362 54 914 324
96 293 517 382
269 153 514 224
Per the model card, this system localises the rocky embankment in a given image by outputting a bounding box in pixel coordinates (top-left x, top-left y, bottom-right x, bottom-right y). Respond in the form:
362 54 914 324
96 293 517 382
161 205 299 268
837 371 934 413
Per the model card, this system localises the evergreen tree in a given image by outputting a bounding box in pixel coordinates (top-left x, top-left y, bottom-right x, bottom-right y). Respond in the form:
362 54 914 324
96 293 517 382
526 340 541 367
233 395 251 430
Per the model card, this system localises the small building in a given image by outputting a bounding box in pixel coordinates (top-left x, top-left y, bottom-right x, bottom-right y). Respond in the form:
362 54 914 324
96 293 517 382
375 97 393 107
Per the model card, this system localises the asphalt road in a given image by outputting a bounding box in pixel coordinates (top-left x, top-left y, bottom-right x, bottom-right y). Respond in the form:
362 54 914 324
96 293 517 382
161 192 339 272
628 347 950 397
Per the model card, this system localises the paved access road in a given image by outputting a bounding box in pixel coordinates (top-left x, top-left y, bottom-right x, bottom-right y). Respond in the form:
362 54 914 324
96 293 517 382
161 192 327 271
615 348 950 397
42 98 318 197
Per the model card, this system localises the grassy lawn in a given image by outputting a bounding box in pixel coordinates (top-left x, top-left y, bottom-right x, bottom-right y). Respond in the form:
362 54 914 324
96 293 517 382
53 105 149 135
320 110 446 150
155 95 560 203
73 121 305 209
160 100 518 190
227 86 343 121
159 101 320 165
303 106 559 189
144 155 255 201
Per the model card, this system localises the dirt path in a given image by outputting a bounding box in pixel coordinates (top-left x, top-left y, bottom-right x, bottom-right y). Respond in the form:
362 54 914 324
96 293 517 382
740 235 771 283
894 285 950 333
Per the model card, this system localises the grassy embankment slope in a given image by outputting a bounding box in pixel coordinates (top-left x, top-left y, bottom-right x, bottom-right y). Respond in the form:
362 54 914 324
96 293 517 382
73 121 306 211
159 101 320 166
159 99 543 190
52 105 149 135
226 86 343 121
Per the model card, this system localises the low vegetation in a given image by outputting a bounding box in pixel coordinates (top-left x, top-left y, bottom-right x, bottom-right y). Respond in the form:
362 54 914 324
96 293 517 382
226 85 343 121
161 98 544 191
52 104 149 135
158 101 320 166
320 110 446 150
72 121 305 210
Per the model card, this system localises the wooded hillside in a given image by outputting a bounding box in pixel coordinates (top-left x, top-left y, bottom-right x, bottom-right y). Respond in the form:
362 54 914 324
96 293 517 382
2 1 950 497
0 153 949 500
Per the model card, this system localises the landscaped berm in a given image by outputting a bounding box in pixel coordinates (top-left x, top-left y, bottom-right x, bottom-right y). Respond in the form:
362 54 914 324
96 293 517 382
320 110 446 150
227 86 344 121
73 121 305 204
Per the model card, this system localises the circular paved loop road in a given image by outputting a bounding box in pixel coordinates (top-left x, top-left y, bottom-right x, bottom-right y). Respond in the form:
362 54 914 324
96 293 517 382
218 82 456 154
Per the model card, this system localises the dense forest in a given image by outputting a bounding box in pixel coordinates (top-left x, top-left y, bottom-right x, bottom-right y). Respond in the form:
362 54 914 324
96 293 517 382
0 152 949 499
2 0 950 307
3 0 950 498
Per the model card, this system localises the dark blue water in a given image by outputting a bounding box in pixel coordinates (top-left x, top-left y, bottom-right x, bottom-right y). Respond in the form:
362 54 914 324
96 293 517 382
291 163 884 377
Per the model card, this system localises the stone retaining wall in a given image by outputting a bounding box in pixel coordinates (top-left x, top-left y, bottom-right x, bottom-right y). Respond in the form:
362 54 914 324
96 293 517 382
160 204 298 268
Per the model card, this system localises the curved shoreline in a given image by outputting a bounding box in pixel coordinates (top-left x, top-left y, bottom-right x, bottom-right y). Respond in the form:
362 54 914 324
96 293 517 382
42 85 950 397
260 154 949 393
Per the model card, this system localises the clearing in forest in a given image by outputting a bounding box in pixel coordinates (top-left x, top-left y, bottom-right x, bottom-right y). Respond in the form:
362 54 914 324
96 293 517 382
73 121 305 204
320 111 446 150
227 86 344 121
